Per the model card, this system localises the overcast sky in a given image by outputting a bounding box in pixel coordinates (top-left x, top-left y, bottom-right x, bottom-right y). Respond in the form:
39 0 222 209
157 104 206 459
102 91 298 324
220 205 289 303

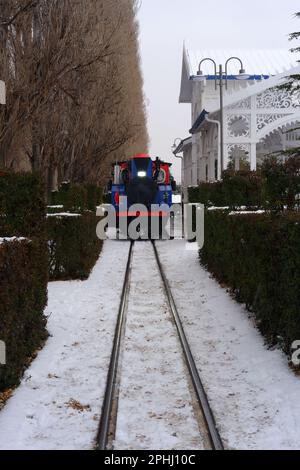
138 0 299 180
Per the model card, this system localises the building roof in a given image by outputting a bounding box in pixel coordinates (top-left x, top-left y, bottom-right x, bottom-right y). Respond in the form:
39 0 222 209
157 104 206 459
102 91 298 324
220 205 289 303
189 110 209 134
173 137 192 154
186 49 298 76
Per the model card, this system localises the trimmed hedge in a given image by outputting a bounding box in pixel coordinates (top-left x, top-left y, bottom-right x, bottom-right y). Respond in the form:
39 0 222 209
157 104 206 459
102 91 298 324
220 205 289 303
47 213 102 280
51 182 102 212
0 172 48 391
48 182 103 280
261 156 300 211
200 210 300 352
0 172 46 238
188 170 263 208
0 239 48 391
189 157 300 210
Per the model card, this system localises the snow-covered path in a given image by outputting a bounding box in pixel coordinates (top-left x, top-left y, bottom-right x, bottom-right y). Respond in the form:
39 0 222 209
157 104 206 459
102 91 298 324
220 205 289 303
1 236 300 450
0 241 130 450
114 242 203 450
156 239 300 450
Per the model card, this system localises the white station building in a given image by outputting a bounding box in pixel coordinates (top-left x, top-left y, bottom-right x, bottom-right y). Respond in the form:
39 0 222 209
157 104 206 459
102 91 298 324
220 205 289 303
175 47 300 201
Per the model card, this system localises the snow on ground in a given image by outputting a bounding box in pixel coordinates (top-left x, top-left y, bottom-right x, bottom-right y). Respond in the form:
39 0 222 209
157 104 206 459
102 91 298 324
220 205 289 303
1 227 299 450
114 241 203 450
156 239 300 450
0 240 130 450
172 194 182 204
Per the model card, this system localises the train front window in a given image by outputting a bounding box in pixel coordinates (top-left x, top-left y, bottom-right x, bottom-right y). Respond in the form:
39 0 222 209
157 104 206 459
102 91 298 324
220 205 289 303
133 158 151 176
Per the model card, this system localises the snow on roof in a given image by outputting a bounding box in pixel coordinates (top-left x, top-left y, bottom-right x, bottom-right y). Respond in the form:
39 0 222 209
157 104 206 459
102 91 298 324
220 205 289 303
186 49 298 76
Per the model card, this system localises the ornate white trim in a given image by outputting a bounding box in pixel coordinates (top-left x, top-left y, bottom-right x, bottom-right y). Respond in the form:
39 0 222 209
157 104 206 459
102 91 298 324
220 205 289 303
256 114 288 131
256 113 300 139
209 64 300 114
256 89 300 109
228 97 251 110
227 114 251 138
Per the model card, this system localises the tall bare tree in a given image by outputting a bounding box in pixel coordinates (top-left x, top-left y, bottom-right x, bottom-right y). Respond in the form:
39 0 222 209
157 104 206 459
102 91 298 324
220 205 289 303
0 0 148 191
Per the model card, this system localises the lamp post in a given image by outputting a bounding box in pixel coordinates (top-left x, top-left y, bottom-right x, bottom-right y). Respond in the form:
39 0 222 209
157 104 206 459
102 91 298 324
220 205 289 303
197 57 248 175
172 138 183 159
172 137 184 197
171 138 185 236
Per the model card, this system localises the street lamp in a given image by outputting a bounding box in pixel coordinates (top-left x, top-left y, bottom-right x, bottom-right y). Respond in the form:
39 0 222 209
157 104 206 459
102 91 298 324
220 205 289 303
197 57 249 175
172 137 186 208
172 138 183 159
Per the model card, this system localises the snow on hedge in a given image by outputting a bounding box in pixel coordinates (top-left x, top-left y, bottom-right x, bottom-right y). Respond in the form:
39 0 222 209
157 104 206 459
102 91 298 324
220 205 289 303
228 210 266 216
0 237 29 245
46 213 82 218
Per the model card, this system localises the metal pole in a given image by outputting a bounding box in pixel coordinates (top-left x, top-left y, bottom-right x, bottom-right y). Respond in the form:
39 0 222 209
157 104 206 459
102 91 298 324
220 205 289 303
219 64 224 175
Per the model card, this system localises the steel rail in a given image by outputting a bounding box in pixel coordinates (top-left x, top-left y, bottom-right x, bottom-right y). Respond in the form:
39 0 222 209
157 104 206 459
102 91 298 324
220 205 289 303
97 241 134 450
152 241 224 450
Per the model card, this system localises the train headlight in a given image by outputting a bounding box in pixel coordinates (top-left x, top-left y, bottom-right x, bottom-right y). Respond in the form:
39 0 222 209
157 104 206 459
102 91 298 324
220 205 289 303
137 171 147 178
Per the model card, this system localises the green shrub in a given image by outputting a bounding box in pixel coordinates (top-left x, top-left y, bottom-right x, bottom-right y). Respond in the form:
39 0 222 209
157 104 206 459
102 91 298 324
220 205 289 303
47 213 102 280
189 157 300 211
85 184 103 211
261 156 300 211
188 182 223 206
0 239 48 391
0 172 46 238
51 182 102 213
188 171 263 208
200 211 300 352
0 172 48 391
48 182 103 280
222 171 263 208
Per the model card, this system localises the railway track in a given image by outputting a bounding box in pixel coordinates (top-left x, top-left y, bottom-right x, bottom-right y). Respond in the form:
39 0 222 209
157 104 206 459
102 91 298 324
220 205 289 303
97 241 133 450
97 240 223 451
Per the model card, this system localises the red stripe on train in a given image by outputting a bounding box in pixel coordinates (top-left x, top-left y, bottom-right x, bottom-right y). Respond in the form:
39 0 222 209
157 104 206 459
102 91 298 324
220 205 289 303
118 211 169 217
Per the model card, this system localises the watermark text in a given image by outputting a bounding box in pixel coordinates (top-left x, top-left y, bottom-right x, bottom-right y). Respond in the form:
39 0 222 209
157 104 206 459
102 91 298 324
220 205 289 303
291 340 300 366
96 199 204 250
0 340 6 365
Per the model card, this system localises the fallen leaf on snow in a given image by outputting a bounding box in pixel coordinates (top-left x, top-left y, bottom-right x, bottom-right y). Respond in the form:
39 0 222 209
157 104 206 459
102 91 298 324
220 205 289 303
66 399 91 412
0 388 13 410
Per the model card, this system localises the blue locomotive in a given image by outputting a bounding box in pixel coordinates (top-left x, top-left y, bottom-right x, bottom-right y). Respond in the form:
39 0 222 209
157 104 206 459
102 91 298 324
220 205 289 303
108 154 176 237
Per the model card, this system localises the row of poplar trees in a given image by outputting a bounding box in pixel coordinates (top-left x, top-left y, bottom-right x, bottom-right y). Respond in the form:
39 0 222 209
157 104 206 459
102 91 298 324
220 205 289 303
0 0 148 190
